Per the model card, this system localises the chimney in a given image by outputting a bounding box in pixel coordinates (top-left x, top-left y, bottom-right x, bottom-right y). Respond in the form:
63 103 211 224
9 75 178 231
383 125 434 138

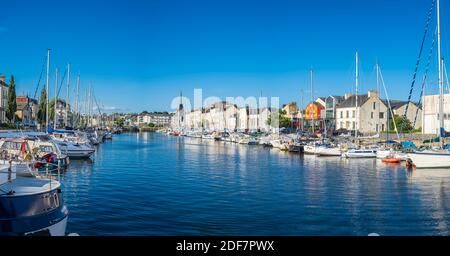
368 90 378 99
0 74 5 84
345 93 353 100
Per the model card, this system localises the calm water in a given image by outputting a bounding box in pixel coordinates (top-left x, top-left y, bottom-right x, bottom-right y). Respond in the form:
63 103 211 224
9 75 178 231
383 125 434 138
62 132 449 236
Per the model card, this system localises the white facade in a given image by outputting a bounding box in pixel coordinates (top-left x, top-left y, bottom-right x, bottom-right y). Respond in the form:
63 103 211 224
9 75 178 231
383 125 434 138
336 91 388 134
0 75 8 123
173 102 272 132
137 113 172 127
422 94 450 134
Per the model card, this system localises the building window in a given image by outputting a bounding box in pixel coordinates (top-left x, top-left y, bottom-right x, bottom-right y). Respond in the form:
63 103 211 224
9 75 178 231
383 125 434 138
373 102 376 110
352 110 355 118
371 112 374 119
379 112 384 119
352 122 356 129
340 111 343 118
346 111 349 118
382 124 385 131
376 124 379 132
340 122 344 129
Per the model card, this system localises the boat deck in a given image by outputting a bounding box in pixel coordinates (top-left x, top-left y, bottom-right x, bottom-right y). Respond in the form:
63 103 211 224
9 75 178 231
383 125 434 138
0 175 60 196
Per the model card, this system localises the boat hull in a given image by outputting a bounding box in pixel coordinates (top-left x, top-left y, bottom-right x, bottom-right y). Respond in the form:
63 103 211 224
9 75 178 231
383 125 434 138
316 147 342 156
407 152 450 168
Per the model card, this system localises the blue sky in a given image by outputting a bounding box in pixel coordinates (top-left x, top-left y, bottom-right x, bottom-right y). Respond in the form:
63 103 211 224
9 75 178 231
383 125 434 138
0 0 449 113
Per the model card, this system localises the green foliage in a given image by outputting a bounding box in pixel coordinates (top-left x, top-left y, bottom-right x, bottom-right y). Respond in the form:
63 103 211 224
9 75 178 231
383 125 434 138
37 88 47 126
115 118 125 128
267 110 291 128
6 76 17 123
389 114 413 133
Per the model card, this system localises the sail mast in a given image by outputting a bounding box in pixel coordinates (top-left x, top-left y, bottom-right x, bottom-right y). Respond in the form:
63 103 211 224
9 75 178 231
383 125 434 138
310 68 314 134
45 49 50 132
75 74 80 127
65 63 70 127
376 61 381 138
54 67 58 129
437 0 444 144
355 50 359 138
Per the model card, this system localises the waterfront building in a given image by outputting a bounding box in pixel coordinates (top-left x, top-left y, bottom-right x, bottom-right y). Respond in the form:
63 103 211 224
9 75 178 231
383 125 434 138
259 108 273 132
171 101 186 131
225 104 238 131
0 74 8 124
325 95 345 131
185 108 202 130
16 96 38 127
282 102 299 119
422 94 450 134
53 99 72 128
137 112 172 127
387 100 422 130
237 106 249 132
335 90 388 134
303 101 325 131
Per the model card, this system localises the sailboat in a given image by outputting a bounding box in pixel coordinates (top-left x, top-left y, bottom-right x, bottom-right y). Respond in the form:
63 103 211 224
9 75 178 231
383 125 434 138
341 50 379 158
408 0 450 168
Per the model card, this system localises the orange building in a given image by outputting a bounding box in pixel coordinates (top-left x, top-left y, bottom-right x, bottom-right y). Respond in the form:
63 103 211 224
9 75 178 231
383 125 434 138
303 102 325 132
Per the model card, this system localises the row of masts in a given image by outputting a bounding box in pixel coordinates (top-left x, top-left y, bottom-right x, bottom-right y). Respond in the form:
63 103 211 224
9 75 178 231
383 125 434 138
44 49 102 130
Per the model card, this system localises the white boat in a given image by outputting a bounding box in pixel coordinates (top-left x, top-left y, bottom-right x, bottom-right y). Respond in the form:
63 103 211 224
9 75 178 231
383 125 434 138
0 164 68 236
303 144 318 155
342 149 377 158
270 139 288 150
407 150 450 168
376 149 392 159
316 146 342 156
53 140 95 159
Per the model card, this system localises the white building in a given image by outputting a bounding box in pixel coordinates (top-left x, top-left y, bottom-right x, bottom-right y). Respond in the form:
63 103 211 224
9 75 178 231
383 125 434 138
422 94 450 134
336 91 388 134
0 74 8 123
137 113 172 127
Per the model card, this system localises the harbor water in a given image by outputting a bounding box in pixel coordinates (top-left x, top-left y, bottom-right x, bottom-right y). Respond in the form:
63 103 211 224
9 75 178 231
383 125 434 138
63 132 449 236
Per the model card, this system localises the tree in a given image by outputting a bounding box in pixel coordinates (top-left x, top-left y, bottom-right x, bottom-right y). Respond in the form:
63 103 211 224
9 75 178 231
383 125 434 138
390 114 413 133
6 75 17 123
37 88 47 126
267 110 291 128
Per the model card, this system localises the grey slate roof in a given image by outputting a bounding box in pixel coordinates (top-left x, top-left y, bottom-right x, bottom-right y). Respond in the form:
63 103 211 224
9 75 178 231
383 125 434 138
336 94 370 109
381 100 420 110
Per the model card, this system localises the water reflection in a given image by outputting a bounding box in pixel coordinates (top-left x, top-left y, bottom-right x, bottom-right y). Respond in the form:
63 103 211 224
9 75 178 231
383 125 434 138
62 133 450 236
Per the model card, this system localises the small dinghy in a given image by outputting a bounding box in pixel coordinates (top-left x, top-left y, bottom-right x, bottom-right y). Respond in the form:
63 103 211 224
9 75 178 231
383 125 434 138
382 158 401 164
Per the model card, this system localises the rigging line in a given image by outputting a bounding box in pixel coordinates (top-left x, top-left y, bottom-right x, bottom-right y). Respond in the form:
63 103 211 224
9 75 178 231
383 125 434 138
33 55 47 100
444 59 450 93
400 0 436 135
413 28 437 129
56 68 67 99
379 66 400 140
27 55 47 123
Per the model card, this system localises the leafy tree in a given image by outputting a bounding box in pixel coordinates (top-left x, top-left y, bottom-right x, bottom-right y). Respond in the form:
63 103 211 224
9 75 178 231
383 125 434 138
6 75 17 123
267 110 291 128
115 118 125 128
37 88 47 126
390 114 413 133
